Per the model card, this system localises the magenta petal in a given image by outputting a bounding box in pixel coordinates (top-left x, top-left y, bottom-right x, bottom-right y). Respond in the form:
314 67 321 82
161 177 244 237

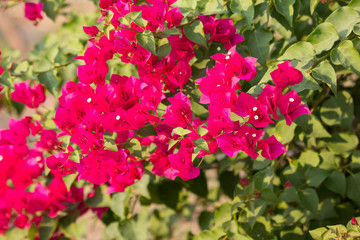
258 135 286 160
216 134 242 158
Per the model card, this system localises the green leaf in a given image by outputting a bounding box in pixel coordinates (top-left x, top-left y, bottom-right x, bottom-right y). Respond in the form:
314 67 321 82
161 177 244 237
244 30 273 66
194 138 209 152
214 203 232 226
136 124 157 137
104 138 118 152
86 185 111 208
327 133 359 157
33 59 53 73
306 115 331 138
60 212 87 239
305 168 329 187
127 139 142 158
156 38 171 60
118 219 138 240
325 7 359 39
346 173 360 204
320 91 354 130
39 216 58 240
312 61 337 95
172 127 192 136
110 190 131 218
274 120 296 144
187 170 208 198
330 40 360 75
298 188 319 213
306 22 339 55
183 20 207 47
38 70 60 96
298 150 320 168
203 0 227 15
349 0 360 11
172 0 197 10
45 45 59 63
310 0 320 15
136 30 156 55
230 0 254 24
279 41 315 62
0 72 13 89
353 22 360 35
193 227 225 240
279 186 300 202
274 0 295 27
289 72 321 92
41 0 61 21
324 171 346 196
350 150 360 169
62 174 78 192
309 227 327 240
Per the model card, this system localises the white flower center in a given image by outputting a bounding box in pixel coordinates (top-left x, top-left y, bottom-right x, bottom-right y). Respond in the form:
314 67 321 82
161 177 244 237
217 47 221 51
87 97 92 103
254 115 259 120
0 155 3 162
252 134 256 138
116 115 121 120
35 156 41 162
225 56 230 60
216 84 221 87
245 132 249 135
289 98 294 102
252 107 258 111
39 163 43 168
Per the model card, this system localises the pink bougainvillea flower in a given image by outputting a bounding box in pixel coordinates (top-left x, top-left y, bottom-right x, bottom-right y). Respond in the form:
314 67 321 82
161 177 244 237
142 0 168 31
237 125 263 159
257 85 283 119
167 61 192 90
216 133 243 158
46 152 77 175
36 130 58 151
270 61 303 90
257 135 286 160
11 81 45 108
278 90 311 126
83 26 100 37
166 7 184 29
24 2 43 23
168 150 200 180
234 92 273 128
351 217 359 225
162 92 193 128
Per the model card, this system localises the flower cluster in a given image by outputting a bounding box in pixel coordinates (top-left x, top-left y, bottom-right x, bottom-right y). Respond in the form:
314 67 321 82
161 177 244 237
47 0 311 195
0 117 85 234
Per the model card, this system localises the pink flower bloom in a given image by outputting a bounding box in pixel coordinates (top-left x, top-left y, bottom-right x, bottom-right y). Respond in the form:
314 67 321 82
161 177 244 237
270 61 303 90
83 26 99 37
24 2 43 23
46 152 76 175
167 61 192 90
11 81 45 108
257 135 286 160
351 217 359 225
234 92 273 128
257 85 283 119
162 92 193 128
142 0 168 31
168 150 200 180
36 130 58 151
278 90 311 126
166 7 184 29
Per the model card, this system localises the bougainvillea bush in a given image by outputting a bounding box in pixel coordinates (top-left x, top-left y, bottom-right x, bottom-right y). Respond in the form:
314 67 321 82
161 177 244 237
1 0 360 239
